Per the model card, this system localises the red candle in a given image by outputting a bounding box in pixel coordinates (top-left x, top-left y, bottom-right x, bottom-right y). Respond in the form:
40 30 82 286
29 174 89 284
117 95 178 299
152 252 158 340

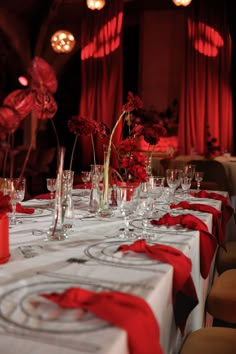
0 214 10 264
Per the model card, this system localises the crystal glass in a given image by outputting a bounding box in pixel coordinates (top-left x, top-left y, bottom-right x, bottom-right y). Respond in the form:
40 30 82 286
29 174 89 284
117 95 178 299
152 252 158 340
117 186 139 238
46 178 57 200
195 171 204 192
181 177 192 199
81 171 91 189
7 178 26 225
183 164 196 180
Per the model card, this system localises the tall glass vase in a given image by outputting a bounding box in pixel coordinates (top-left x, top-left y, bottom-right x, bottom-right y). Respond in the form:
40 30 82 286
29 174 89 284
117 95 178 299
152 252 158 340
97 149 113 217
47 147 67 241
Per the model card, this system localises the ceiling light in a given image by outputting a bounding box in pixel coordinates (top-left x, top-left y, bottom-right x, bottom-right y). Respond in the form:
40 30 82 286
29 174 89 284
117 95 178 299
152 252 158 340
172 0 192 6
86 0 106 10
51 30 76 54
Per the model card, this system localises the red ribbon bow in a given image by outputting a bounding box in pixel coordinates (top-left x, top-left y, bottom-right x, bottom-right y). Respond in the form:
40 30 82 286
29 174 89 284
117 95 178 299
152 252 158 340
151 213 217 279
118 239 198 335
170 201 224 246
41 287 163 354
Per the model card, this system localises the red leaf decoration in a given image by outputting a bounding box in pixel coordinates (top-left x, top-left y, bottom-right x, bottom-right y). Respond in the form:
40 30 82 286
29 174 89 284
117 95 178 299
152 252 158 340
28 56 58 94
3 89 34 120
0 106 21 138
32 90 58 119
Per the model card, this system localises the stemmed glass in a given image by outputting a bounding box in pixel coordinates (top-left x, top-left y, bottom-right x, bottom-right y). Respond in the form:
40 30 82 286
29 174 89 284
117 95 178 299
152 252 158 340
181 177 192 199
81 171 91 189
117 186 139 238
8 178 26 225
183 164 196 180
46 178 57 200
195 171 204 192
166 169 179 201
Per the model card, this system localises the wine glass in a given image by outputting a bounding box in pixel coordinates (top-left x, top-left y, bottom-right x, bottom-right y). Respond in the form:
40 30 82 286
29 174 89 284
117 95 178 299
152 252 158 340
46 178 57 200
81 171 91 189
183 164 196 180
117 186 139 238
166 169 179 201
181 177 192 199
195 171 204 192
7 178 26 225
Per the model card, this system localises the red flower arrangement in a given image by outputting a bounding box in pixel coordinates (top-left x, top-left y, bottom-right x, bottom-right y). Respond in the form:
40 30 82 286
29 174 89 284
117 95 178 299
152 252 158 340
0 56 58 178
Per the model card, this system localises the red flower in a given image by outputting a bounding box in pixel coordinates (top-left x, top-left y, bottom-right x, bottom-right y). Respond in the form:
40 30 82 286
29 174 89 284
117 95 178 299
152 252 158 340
33 90 58 119
127 164 147 182
3 89 34 120
122 92 143 113
0 106 21 139
28 56 58 94
0 191 11 215
68 116 98 136
97 122 110 139
143 124 167 145
118 138 137 153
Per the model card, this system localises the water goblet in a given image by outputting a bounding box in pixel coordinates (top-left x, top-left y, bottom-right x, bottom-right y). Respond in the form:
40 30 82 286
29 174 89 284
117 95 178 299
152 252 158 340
8 178 26 225
181 177 192 199
81 171 91 189
183 164 196 180
117 186 139 238
46 178 57 200
195 171 204 192
166 169 179 201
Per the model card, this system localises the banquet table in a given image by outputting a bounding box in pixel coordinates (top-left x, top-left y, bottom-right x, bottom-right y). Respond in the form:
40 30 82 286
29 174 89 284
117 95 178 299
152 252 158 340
0 189 226 354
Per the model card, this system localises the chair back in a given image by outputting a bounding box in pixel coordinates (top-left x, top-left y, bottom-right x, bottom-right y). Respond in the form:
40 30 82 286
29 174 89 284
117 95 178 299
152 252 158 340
187 159 230 192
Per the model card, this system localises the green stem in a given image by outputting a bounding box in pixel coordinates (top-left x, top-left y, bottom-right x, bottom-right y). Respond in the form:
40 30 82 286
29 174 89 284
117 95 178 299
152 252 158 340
103 111 126 202
69 135 78 171
91 134 96 166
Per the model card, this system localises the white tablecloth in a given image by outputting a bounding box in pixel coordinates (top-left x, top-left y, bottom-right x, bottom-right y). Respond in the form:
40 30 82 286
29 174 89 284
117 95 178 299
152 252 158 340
0 190 223 354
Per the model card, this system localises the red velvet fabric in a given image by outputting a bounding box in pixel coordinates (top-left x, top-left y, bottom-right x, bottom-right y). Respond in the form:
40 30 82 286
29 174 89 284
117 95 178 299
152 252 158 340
41 287 163 354
118 239 198 334
151 213 217 279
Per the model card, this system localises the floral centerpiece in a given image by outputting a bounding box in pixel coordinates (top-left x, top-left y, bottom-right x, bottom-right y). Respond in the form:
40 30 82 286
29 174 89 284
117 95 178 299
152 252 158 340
101 92 167 215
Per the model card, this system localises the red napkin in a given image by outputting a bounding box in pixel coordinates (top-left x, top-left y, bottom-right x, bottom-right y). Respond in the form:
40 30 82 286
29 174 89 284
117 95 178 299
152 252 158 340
151 213 217 279
35 193 55 199
41 287 163 354
15 203 34 214
118 239 198 335
170 201 224 246
190 190 234 234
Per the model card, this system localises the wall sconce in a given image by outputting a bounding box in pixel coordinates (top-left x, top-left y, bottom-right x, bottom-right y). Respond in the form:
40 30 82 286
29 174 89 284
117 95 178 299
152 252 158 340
86 0 106 10
51 30 76 53
172 0 192 6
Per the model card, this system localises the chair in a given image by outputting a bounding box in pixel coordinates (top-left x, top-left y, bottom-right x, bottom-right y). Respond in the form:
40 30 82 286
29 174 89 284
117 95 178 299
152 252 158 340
216 241 236 274
187 159 230 192
206 269 236 325
179 327 236 354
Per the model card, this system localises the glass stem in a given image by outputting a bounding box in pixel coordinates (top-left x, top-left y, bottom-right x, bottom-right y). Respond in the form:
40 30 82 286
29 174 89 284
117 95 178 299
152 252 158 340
11 202 17 225
197 181 200 191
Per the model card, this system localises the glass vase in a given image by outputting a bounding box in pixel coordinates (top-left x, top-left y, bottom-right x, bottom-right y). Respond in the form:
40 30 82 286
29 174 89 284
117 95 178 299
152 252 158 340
97 149 113 217
46 148 67 241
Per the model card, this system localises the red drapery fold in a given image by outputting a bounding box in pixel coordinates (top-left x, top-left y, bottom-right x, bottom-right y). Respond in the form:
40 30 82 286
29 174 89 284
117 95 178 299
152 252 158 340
79 0 124 169
178 0 232 155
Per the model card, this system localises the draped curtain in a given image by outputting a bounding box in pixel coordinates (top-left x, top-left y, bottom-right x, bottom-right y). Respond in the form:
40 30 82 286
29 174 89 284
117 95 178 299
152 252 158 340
79 0 124 169
178 0 232 155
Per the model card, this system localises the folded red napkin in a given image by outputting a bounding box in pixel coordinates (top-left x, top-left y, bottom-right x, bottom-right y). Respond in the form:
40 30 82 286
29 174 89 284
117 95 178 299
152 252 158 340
151 213 217 279
118 239 198 335
190 190 234 234
35 193 55 200
170 201 224 246
15 203 34 214
41 287 163 354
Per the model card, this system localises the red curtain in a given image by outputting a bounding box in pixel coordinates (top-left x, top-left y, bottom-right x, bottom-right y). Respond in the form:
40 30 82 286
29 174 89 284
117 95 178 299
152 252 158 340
79 0 124 169
178 0 232 155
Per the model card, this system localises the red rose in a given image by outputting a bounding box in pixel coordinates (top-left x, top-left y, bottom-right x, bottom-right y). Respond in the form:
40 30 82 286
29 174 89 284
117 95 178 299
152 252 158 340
118 138 137 153
127 165 147 182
